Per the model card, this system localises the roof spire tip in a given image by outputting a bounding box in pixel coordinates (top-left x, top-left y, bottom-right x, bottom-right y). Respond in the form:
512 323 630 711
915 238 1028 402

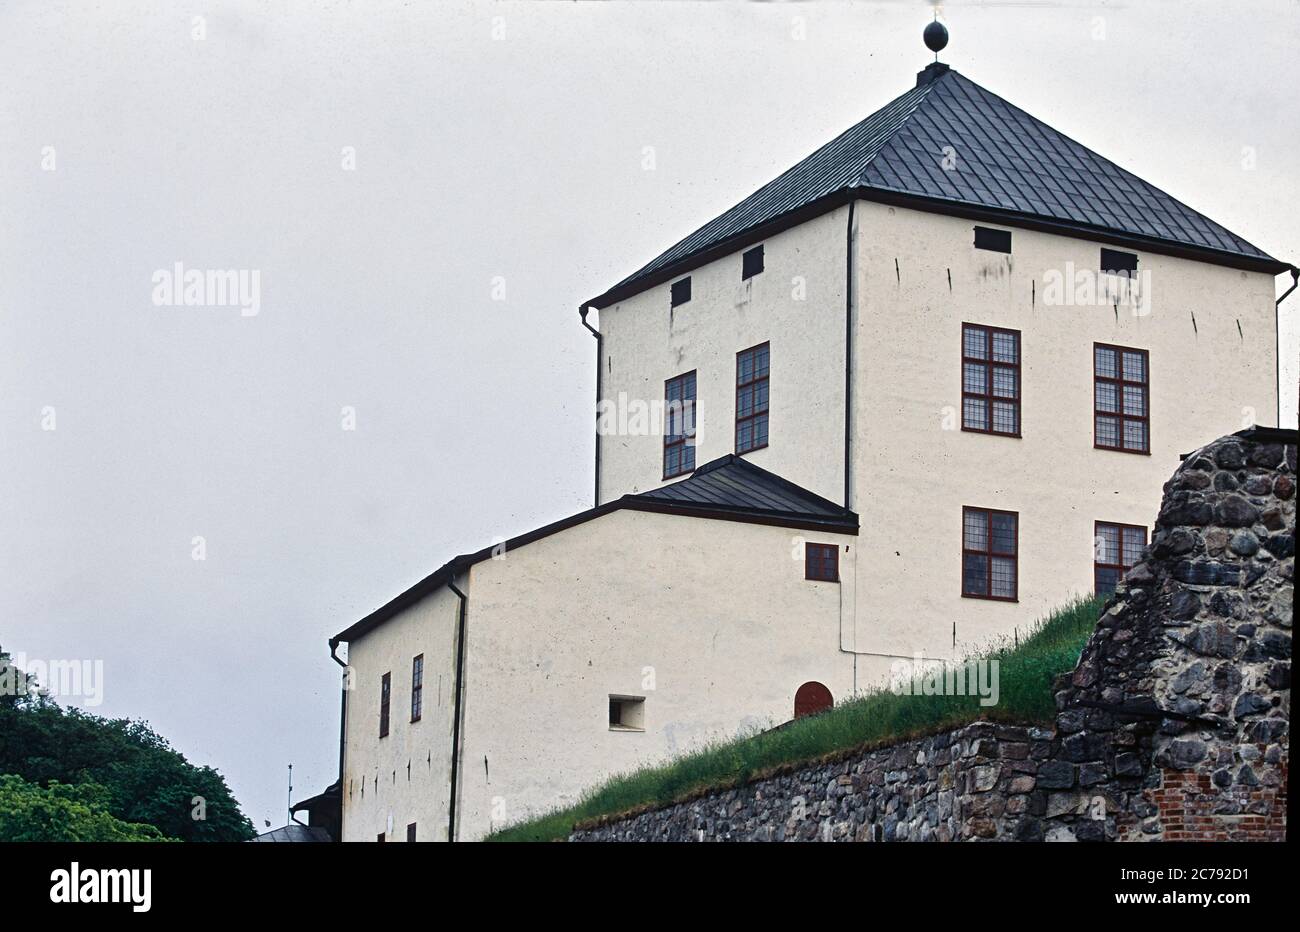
918 16 951 86
923 17 948 62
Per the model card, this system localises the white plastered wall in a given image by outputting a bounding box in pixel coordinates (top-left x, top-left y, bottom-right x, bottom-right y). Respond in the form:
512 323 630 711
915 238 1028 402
595 206 851 506
848 199 1278 659
456 509 866 839
341 584 460 842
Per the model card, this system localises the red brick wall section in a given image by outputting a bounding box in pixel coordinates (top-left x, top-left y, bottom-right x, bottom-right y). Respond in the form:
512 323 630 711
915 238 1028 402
1047 427 1292 843
1153 763 1287 842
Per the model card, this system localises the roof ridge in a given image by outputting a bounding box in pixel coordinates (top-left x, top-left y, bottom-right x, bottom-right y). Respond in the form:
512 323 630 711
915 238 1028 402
689 453 739 476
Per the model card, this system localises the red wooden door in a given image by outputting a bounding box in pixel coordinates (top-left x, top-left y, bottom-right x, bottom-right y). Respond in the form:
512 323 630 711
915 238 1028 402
794 681 833 719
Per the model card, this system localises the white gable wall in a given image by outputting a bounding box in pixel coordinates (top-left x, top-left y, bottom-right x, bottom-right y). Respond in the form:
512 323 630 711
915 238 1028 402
456 509 860 840
596 205 851 506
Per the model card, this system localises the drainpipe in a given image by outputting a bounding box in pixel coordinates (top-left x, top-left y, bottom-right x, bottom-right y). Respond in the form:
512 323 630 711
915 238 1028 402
841 200 861 692
446 573 469 842
843 201 856 509
328 636 348 842
835 544 956 701
580 305 603 507
835 548 921 662
1276 266 1299 428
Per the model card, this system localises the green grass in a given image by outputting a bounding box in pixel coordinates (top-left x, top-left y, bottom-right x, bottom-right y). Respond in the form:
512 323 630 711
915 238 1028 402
486 596 1101 842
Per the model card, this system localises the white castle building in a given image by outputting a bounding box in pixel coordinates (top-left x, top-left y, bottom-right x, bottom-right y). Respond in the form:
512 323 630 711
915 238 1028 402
317 37 1293 841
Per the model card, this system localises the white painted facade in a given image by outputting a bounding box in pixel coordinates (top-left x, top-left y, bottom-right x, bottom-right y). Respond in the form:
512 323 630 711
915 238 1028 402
849 202 1277 655
341 508 861 841
342 585 460 842
596 198 1278 658
336 148 1281 845
597 206 851 505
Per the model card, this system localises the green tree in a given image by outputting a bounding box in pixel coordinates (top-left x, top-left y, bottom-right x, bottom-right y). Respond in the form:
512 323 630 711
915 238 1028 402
0 774 171 842
0 650 255 841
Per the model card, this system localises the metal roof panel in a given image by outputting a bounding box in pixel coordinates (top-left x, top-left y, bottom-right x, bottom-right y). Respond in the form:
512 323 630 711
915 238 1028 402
597 65 1279 304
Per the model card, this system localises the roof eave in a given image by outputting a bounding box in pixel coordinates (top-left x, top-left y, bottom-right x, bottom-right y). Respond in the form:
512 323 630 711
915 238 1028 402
854 187 1291 275
622 497 858 535
290 781 341 814
582 189 851 311
583 186 1291 311
331 496 857 645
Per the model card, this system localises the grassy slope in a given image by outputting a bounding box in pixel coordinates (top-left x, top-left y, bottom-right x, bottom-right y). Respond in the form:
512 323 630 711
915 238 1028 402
487 596 1101 842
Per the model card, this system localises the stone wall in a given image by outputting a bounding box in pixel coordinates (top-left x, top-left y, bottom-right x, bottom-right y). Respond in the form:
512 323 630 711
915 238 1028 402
570 428 1292 842
1043 427 1292 842
572 722 1047 843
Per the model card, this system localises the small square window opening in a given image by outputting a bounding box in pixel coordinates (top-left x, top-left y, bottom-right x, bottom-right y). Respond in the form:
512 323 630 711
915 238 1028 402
670 277 691 307
608 695 646 731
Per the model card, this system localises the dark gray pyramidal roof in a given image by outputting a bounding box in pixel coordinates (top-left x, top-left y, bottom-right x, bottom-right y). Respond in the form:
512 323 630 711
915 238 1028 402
589 64 1284 307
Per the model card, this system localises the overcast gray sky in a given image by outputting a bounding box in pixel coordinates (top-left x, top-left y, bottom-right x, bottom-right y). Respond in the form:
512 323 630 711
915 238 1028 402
3 0 1296 830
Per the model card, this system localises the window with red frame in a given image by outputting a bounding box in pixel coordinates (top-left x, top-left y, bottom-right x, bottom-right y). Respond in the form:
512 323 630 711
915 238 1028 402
1094 522 1147 595
962 324 1020 436
805 543 839 582
410 654 423 723
1094 344 1149 453
962 507 1018 600
736 342 770 454
663 371 697 479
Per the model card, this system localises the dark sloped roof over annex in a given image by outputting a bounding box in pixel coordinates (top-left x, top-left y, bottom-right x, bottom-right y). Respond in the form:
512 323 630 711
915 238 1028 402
588 63 1287 308
637 453 849 518
332 455 856 644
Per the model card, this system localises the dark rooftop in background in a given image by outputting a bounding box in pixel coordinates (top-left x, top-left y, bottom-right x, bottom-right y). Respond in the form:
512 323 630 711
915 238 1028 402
249 824 332 843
